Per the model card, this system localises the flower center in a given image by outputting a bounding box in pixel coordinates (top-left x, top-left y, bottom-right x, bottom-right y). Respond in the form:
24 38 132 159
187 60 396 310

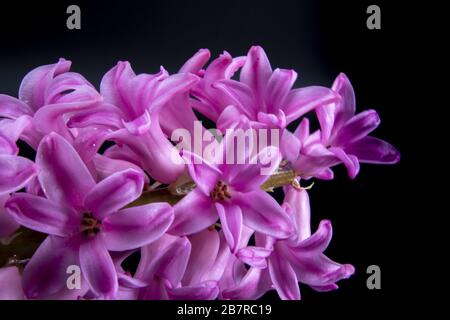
80 212 102 237
210 181 231 201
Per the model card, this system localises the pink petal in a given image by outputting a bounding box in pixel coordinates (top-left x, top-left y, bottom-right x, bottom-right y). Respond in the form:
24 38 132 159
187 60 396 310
102 203 173 251
224 146 281 193
213 79 256 119
329 147 360 179
265 68 297 114
5 193 79 236
0 133 16 155
316 103 337 143
268 250 300 300
335 110 380 145
0 266 24 299
280 129 301 162
0 94 33 118
216 104 249 133
23 235 88 299
19 58 72 110
331 73 356 132
237 246 272 269
179 49 211 74
234 190 294 239
240 46 272 110
67 103 124 130
167 281 219 300
182 150 221 196
283 86 338 124
292 220 333 253
138 235 191 287
345 136 400 164
33 86 102 142
151 73 199 110
36 133 95 210
85 169 144 220
215 202 243 253
0 195 19 238
92 154 148 183
170 189 217 236
106 121 184 184
283 185 311 242
79 237 118 298
183 229 220 285
0 116 32 150
100 61 136 117
221 266 272 300
0 155 37 195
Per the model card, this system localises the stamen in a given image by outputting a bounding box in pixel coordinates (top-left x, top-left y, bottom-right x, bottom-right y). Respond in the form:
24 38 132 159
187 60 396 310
210 181 232 201
80 212 102 237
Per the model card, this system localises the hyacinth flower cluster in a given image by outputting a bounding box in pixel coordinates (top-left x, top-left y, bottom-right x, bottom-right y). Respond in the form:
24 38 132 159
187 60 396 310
0 46 399 300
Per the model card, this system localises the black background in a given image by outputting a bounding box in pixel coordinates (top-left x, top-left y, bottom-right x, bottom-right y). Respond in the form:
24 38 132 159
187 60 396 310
0 0 431 314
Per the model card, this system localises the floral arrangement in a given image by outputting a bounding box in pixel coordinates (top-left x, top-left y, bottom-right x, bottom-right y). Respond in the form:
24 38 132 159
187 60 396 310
0 46 399 300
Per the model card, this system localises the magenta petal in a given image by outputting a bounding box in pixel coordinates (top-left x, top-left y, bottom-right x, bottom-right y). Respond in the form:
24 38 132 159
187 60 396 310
331 73 356 132
234 190 294 239
5 193 79 236
92 154 148 183
213 79 256 119
265 68 297 114
0 195 19 238
268 250 301 300
282 221 354 285
179 49 211 74
216 105 246 132
79 237 118 298
100 61 136 114
85 169 144 220
329 147 360 179
225 146 281 193
283 86 338 124
215 202 243 253
23 235 88 299
106 120 185 184
0 133 16 155
345 136 400 164
292 220 333 253
0 266 24 299
36 133 95 210
280 129 301 162
190 97 220 122
118 272 147 289
221 266 271 300
140 236 191 287
335 110 380 145
283 186 311 242
168 281 219 300
122 110 152 135
182 150 222 196
170 189 217 235
102 203 173 251
68 103 124 130
0 116 32 149
183 229 220 285
240 46 272 109
316 103 336 143
0 94 33 118
19 58 71 110
237 246 272 269
0 155 37 195
151 73 199 110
